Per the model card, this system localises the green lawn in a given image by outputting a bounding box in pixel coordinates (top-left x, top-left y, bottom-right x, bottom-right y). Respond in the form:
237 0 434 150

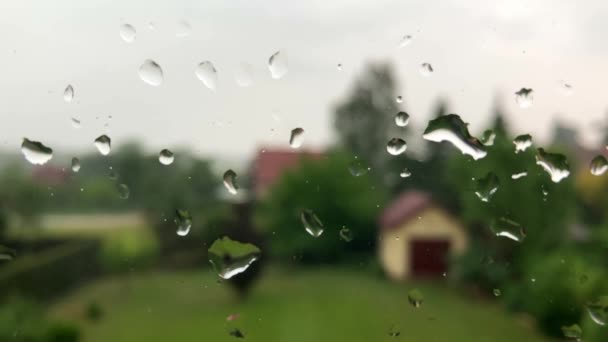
50 268 548 342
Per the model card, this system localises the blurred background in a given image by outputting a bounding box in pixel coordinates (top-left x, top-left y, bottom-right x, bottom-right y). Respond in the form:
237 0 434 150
1 1 608 341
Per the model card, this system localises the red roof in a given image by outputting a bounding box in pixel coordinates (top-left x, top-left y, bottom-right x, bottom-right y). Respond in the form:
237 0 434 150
379 191 434 230
252 148 323 197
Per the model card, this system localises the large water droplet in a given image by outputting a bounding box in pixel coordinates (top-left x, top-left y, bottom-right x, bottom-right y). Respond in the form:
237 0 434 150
590 155 608 176
289 128 305 149
348 159 369 177
223 169 238 195
387 138 407 156
138 59 163 86
21 138 53 165
561 324 582 339
176 20 191 38
586 296 608 326
268 50 288 79
159 149 174 165
490 217 526 242
419 63 433 76
395 111 410 127
71 157 81 172
208 236 261 279
0 245 16 261
71 117 81 129
174 209 192 237
535 148 570 183
400 168 412 178
339 227 354 242
398 35 412 47
511 172 527 180
119 23 136 43
475 172 499 202
407 288 424 308
63 84 74 103
513 134 533 153
301 209 324 237
94 135 111 156
493 289 501 297
481 130 496 146
195 61 218 90
515 88 534 108
234 63 254 87
422 114 487 160
117 183 129 199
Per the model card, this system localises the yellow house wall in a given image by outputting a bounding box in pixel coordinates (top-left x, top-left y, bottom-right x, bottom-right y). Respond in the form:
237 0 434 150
378 207 468 280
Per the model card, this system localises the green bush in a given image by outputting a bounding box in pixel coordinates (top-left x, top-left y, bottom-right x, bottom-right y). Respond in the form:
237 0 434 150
99 228 159 273
45 322 80 342
84 300 103 322
0 296 47 342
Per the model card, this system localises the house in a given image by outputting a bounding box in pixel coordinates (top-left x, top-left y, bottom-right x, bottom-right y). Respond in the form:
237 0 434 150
378 191 468 280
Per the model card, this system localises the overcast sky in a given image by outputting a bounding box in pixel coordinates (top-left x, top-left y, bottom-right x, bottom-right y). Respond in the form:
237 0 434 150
1 0 607 160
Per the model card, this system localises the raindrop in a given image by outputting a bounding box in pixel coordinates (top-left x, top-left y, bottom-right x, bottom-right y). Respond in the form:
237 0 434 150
387 138 407 156
148 22 156 30
234 63 254 87
515 88 533 108
301 209 324 237
70 117 81 129
109 170 118 180
176 20 191 38
396 96 403 103
159 149 174 165
195 61 218 90
348 159 370 177
94 135 111 156
0 245 16 261
138 59 163 86
493 289 501 297
63 84 74 103
174 209 192 237
481 130 496 146
513 134 533 153
117 183 129 199
590 155 608 176
223 169 238 195
558 81 573 96
490 217 526 242
419 63 433 76
339 227 353 242
586 296 608 326
561 324 582 339
535 148 570 183
268 50 288 79
395 111 410 127
400 168 411 178
511 172 527 180
208 236 261 279
422 114 487 160
119 23 136 43
289 128 305 149
228 328 245 339
21 138 53 165
71 157 81 172
407 288 424 308
474 172 499 202
337 63 343 71
398 35 412 47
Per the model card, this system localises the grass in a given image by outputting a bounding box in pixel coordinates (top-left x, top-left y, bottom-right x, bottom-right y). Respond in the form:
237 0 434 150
50 268 548 342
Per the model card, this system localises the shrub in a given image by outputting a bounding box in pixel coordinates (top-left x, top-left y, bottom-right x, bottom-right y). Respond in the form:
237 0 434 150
84 300 103 322
99 228 159 273
45 322 80 342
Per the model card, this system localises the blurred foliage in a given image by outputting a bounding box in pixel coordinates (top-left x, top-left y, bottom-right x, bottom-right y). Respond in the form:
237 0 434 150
98 228 159 273
84 300 103 323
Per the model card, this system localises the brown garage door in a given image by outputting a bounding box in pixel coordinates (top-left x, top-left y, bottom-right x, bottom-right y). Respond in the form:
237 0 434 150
410 239 450 277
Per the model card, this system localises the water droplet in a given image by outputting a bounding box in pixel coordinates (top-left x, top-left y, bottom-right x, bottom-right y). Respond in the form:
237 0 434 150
0 245 16 261
513 134 533 153
511 172 527 180
195 61 218 90
208 236 261 279
400 168 411 178
586 296 608 326
420 63 433 76
119 23 136 43
475 172 499 202
226 314 240 321
535 148 570 183
387 138 407 156
109 170 118 180
407 288 424 308
558 81 573 96
388 324 401 337
138 59 163 86
176 20 191 38
117 183 129 199
422 114 487 160
481 130 496 146
229 328 245 339
71 157 81 172
159 149 174 165
94 135 111 156
63 84 74 103
348 159 369 177
398 35 412 47
289 128 305 149
515 88 534 108
337 63 343 71
234 63 254 87
148 22 156 30
268 50 288 79
70 117 81 129
395 111 410 127
396 95 403 103
493 289 501 297
301 209 324 237
339 227 353 242
561 324 582 339
223 169 238 195
590 155 608 176
490 217 526 242
21 138 53 165
174 209 192 237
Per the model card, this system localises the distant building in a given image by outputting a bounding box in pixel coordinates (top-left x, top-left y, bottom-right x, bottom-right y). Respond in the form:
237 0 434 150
378 191 468 280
